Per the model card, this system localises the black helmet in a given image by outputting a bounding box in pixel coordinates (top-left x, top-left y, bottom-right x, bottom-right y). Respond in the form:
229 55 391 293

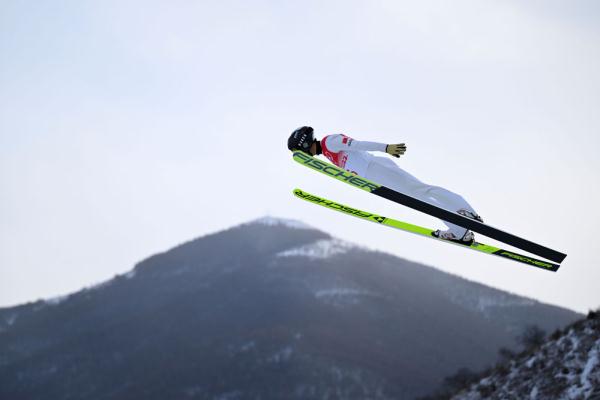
288 126 315 152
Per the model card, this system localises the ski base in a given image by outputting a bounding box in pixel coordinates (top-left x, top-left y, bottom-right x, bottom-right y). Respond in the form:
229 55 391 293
293 188 560 272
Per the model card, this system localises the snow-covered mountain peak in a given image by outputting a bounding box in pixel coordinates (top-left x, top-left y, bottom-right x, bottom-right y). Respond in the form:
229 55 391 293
250 216 315 230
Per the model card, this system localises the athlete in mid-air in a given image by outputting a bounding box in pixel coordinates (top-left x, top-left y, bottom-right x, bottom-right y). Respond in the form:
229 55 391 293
287 126 483 244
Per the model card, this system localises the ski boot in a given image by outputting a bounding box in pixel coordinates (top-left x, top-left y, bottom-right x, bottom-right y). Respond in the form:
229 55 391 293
457 208 484 223
432 229 475 246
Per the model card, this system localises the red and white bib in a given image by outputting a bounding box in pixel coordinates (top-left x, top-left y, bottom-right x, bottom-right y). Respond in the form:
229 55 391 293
321 134 351 169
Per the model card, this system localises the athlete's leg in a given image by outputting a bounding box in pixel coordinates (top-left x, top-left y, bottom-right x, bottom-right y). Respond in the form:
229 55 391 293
365 157 478 236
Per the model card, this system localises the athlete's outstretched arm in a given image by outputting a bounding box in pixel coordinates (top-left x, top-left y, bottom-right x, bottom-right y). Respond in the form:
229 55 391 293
325 134 406 157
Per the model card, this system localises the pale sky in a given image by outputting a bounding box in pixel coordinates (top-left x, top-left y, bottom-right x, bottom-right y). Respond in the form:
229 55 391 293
1 0 599 313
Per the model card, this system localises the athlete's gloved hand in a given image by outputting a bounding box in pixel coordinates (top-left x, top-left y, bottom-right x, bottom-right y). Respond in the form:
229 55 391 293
386 143 407 158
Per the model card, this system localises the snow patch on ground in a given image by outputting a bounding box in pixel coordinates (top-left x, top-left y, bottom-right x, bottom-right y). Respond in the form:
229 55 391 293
277 239 355 259
1 313 19 331
529 385 538 399
240 341 255 352
315 288 376 299
45 294 70 306
475 295 535 313
183 386 205 397
579 339 599 397
314 287 382 306
7 314 17 325
213 390 243 400
228 341 257 357
268 346 293 363
252 216 314 230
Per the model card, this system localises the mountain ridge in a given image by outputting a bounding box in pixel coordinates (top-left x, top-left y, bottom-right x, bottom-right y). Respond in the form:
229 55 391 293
0 217 582 399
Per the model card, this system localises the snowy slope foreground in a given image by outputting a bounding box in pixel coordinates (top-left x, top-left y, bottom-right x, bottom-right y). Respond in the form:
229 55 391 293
251 216 314 230
453 312 600 400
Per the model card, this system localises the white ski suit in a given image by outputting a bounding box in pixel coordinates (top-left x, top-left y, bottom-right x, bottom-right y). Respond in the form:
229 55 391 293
320 134 477 237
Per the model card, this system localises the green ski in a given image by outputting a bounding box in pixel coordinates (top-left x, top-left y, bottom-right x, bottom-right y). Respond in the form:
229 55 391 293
292 150 567 264
293 188 560 272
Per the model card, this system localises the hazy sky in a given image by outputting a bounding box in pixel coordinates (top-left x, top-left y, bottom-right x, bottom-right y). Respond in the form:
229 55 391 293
1 0 599 313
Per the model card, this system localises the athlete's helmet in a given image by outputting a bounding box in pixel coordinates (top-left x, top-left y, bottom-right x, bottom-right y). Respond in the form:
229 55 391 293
288 126 315 152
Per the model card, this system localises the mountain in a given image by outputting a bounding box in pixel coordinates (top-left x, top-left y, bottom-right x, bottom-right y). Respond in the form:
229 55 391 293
0 217 581 400
449 311 600 400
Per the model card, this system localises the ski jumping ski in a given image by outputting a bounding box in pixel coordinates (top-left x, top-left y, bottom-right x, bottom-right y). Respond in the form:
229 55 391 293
293 188 560 272
292 150 567 264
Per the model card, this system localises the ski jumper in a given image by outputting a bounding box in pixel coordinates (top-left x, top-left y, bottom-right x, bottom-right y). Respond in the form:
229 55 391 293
321 134 478 237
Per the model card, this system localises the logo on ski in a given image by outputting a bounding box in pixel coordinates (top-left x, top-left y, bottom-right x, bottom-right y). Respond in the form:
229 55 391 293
293 151 381 192
294 189 385 223
494 251 555 270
